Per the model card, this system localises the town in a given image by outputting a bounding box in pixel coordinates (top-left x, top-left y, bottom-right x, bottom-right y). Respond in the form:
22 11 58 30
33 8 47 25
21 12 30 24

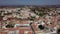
0 6 60 34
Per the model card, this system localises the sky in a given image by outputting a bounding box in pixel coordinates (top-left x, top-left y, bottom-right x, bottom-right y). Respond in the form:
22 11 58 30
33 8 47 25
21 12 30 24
0 0 60 6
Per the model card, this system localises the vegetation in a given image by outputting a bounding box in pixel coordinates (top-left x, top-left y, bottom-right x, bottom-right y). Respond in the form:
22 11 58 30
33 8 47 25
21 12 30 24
32 8 56 17
5 22 15 28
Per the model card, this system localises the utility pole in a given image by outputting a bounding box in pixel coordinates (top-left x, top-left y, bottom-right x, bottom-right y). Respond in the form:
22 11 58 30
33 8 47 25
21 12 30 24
29 22 36 34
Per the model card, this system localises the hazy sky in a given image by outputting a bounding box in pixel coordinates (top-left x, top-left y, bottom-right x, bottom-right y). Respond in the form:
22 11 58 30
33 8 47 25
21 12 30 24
0 0 60 6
